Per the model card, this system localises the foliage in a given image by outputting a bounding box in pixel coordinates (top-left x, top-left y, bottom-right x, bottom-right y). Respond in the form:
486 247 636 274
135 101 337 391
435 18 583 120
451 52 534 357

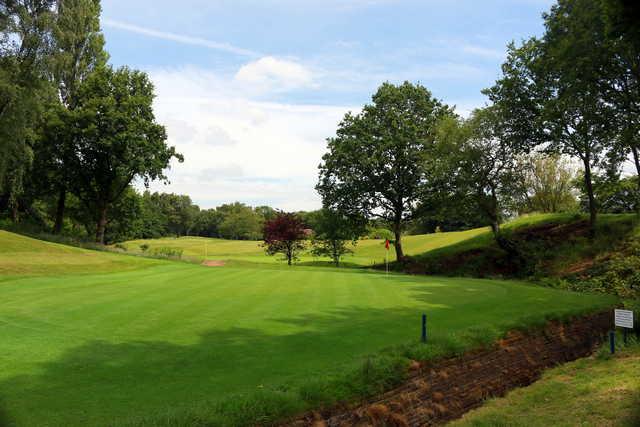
51 65 182 243
151 247 183 259
517 153 579 214
216 202 263 240
263 212 306 265
485 0 618 228
317 81 452 259
0 0 56 213
365 227 394 240
310 209 366 266
578 174 639 214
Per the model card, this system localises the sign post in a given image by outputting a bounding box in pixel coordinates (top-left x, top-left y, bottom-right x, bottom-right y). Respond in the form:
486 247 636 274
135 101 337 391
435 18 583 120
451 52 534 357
612 309 634 353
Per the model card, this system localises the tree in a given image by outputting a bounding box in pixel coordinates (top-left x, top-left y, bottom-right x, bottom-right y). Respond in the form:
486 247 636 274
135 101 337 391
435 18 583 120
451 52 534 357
310 209 366 266
579 174 639 214
487 0 618 229
217 202 262 240
0 0 56 218
517 153 578 214
452 107 525 237
317 81 452 260
41 0 108 234
59 65 182 243
263 212 306 265
601 0 640 193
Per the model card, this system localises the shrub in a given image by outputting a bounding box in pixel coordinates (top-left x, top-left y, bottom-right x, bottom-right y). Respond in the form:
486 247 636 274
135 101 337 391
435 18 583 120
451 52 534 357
151 247 183 259
139 243 150 252
114 243 127 251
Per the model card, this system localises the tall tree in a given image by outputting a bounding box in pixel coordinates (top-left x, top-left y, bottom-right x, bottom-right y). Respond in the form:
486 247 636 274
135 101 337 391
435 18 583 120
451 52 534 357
601 0 640 193
34 0 108 233
0 0 56 218
486 0 616 228
446 107 524 237
58 65 182 243
317 82 452 260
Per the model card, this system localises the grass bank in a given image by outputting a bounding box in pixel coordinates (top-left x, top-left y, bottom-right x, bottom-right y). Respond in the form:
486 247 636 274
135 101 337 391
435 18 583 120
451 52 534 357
451 337 640 426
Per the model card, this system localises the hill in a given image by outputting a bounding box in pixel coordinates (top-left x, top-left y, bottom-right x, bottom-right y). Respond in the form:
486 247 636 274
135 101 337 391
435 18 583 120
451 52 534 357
0 230 159 276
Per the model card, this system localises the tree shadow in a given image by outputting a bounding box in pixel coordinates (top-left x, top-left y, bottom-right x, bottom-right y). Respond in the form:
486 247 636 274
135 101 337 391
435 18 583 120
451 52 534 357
0 285 450 426
0 278 606 426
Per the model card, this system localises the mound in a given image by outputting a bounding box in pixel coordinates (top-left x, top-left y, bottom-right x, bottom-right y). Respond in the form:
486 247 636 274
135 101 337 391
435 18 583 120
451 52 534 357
0 231 158 276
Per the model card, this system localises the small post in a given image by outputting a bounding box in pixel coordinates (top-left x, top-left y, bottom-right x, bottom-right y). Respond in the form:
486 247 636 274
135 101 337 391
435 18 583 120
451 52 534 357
421 314 427 343
623 328 628 346
609 330 615 354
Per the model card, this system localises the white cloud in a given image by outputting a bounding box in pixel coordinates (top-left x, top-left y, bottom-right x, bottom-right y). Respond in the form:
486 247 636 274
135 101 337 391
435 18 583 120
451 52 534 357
462 44 505 60
145 66 351 211
234 56 315 93
103 19 259 57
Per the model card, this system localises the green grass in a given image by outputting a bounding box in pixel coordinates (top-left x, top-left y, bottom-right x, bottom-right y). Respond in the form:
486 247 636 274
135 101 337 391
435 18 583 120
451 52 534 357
0 231 617 426
119 226 489 266
408 213 639 278
451 339 640 427
0 230 161 277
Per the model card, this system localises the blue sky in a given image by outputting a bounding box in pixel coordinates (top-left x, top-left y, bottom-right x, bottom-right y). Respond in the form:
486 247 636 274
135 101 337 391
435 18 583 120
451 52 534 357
100 0 554 210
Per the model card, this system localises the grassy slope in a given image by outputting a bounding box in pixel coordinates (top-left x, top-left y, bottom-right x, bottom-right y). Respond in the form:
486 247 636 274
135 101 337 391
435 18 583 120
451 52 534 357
0 230 160 277
120 227 489 266
451 343 640 427
0 231 616 426
406 213 639 278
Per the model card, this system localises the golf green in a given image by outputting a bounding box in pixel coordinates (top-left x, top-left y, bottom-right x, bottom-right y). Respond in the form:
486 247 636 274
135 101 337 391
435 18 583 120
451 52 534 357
0 232 617 425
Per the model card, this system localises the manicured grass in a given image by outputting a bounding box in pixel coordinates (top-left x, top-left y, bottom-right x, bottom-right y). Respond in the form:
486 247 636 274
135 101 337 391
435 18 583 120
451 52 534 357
451 341 640 426
0 230 160 276
119 226 489 266
0 231 617 426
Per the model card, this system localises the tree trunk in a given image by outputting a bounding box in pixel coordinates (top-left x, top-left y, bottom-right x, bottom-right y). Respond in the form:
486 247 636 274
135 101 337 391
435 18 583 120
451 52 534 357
95 205 108 244
393 223 404 261
53 188 66 234
632 145 640 192
490 220 500 238
582 158 597 230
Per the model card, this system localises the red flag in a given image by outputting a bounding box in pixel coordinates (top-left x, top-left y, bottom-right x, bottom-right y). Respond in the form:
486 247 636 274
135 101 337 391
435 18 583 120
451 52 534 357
385 239 390 250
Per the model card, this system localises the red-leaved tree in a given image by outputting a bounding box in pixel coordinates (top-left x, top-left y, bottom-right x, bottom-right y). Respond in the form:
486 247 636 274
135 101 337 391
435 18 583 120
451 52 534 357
263 212 306 265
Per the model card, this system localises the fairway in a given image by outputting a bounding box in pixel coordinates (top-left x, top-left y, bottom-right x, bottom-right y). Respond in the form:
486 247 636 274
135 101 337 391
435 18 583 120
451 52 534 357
0 233 617 426
120 226 489 266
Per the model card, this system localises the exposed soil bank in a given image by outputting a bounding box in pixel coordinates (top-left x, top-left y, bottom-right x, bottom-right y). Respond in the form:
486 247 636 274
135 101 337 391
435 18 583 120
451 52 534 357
287 311 612 427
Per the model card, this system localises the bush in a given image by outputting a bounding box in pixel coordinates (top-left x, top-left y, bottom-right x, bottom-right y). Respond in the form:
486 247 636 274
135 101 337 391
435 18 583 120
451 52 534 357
114 243 127 251
139 243 150 252
151 247 183 259
366 227 394 240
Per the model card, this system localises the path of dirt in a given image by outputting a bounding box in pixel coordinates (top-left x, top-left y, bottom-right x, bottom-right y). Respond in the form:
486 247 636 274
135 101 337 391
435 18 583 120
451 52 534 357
285 311 612 427
202 260 226 267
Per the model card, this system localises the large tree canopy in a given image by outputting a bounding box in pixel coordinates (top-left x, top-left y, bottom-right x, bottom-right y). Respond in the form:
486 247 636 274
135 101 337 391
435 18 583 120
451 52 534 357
57 65 182 243
0 0 56 215
317 81 452 259
486 0 617 228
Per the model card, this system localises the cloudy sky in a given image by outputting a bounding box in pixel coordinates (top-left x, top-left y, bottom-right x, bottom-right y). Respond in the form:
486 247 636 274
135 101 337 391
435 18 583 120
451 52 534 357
101 0 554 211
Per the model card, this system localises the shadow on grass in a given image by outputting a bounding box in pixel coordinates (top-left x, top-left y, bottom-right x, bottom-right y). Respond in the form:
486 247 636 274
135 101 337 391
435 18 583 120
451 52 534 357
0 280 611 427
0 289 452 427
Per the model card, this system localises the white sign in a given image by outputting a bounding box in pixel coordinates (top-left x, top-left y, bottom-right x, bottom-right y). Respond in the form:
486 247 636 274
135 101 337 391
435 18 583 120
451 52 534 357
614 309 634 329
